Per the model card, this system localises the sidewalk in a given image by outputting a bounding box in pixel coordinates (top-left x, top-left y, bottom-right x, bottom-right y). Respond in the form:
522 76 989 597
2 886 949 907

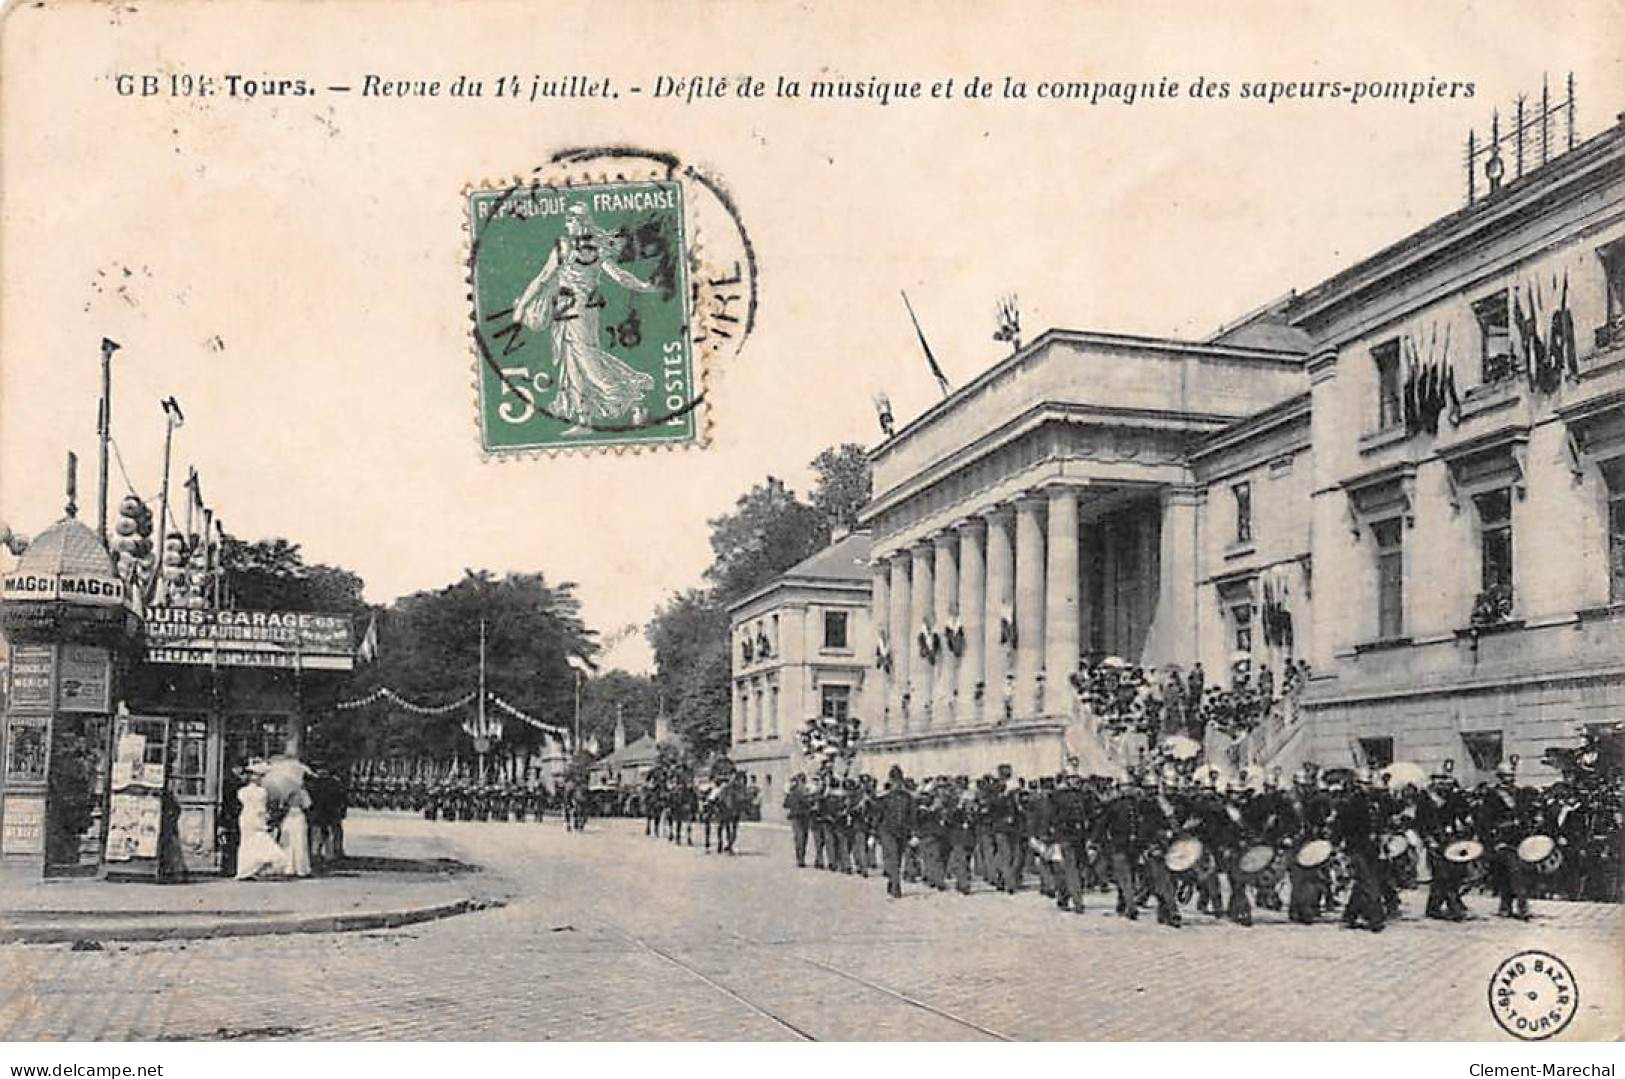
0 819 509 945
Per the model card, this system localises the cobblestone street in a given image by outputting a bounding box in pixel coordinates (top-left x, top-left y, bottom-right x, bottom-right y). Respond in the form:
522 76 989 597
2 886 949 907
2 814 1619 1041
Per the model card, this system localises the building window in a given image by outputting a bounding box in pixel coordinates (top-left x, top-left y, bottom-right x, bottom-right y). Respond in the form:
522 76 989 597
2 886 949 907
1462 730 1504 773
769 683 780 738
168 717 209 797
1474 291 1515 384
1373 517 1405 639
1475 488 1514 600
226 715 288 768
1606 459 1625 602
1233 482 1253 544
823 610 849 650
820 684 851 724
1230 602 1254 654
1357 737 1395 769
1373 339 1403 430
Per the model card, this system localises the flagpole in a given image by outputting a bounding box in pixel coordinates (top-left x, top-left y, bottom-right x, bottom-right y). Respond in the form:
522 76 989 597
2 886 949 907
95 338 124 546
478 617 487 782
152 398 183 605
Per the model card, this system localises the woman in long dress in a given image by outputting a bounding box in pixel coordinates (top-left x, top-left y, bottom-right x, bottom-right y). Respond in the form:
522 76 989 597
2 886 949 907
513 203 660 435
234 773 288 880
279 784 312 877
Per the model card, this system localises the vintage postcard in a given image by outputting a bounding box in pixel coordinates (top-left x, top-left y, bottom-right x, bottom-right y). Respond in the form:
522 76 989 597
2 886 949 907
0 0 1622 1064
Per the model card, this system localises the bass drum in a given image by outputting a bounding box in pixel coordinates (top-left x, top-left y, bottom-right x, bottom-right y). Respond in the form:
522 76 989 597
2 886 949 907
1296 838 1334 869
1165 837 1205 876
1517 834 1563 876
1238 844 1276 878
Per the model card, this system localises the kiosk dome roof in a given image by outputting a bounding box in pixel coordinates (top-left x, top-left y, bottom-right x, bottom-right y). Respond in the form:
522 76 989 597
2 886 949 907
14 517 115 578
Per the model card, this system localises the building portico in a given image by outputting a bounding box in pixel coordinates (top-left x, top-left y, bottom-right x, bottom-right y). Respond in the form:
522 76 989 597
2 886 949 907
857 330 1306 777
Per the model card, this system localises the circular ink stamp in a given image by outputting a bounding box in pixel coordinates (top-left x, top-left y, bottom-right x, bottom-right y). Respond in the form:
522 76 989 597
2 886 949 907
1488 949 1579 1040
463 148 757 457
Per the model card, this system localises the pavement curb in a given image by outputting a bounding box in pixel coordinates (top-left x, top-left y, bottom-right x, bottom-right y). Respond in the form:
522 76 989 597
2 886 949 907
0 895 506 946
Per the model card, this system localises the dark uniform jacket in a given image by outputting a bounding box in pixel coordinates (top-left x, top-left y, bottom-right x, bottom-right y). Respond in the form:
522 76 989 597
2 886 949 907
876 785 917 837
1097 791 1161 855
783 786 812 819
1332 788 1383 857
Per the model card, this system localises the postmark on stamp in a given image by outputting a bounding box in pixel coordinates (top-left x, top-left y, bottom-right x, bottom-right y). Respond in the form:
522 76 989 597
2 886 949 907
468 178 697 453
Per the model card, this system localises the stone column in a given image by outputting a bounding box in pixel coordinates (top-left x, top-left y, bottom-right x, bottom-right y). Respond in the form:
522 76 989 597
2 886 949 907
1014 495 1046 718
909 543 935 720
1155 485 1199 666
869 560 890 731
956 518 986 723
1044 485 1080 716
932 533 957 718
983 507 1014 722
887 553 910 728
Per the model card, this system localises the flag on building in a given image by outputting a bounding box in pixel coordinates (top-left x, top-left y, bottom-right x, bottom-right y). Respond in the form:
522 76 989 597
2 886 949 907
901 291 951 397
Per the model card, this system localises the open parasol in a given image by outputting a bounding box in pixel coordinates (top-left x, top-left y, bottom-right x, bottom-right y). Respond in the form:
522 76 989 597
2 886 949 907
1381 761 1427 790
1162 735 1202 761
259 757 312 803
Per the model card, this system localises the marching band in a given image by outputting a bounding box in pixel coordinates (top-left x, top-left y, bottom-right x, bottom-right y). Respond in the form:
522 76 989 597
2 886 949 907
773 755 1621 925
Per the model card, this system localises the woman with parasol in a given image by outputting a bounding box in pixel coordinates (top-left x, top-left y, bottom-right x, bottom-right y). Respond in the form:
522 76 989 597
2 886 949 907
233 762 289 880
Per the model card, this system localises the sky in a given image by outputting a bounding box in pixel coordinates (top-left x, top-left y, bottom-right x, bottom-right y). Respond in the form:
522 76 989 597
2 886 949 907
2 0 1621 673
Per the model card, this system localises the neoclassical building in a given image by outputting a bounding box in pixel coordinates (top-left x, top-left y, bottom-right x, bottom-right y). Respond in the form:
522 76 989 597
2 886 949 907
857 332 1304 777
851 111 1625 784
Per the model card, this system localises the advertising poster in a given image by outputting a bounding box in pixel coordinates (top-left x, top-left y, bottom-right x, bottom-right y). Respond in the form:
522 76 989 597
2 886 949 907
56 645 112 713
6 644 53 713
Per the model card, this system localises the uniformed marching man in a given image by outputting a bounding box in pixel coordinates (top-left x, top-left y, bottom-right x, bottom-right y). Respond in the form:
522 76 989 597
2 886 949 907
1332 769 1388 932
1024 777 1058 899
784 773 813 868
916 779 950 890
990 764 1022 893
1285 765 1330 924
1049 772 1093 913
1414 762 1473 921
945 775 977 895
876 764 917 899
1477 758 1534 920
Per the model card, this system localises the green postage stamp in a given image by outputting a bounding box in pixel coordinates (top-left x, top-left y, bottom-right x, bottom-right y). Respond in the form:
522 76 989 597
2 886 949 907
467 179 698 454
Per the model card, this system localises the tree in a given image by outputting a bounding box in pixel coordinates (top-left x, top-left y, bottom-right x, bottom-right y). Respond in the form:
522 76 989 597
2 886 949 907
809 443 872 532
580 670 659 755
647 589 732 758
328 570 595 777
217 536 367 616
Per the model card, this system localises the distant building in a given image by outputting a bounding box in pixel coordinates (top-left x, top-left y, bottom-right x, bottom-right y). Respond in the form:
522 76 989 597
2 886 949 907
727 530 873 818
589 706 672 790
